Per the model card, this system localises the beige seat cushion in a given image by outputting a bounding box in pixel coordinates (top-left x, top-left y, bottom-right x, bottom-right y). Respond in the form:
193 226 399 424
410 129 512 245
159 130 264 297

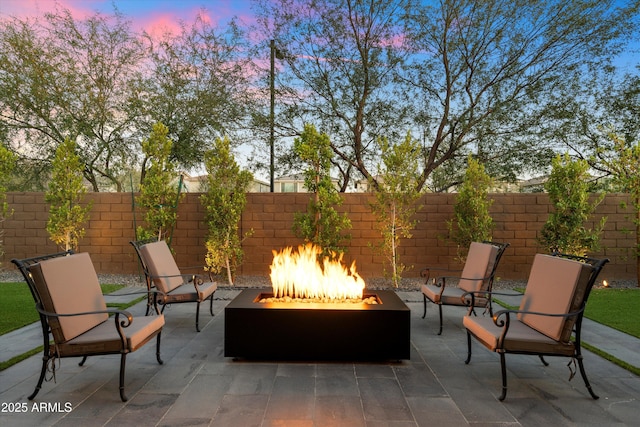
30 253 108 343
422 284 464 304
64 313 165 353
463 315 575 356
518 254 592 342
166 281 218 302
139 241 185 293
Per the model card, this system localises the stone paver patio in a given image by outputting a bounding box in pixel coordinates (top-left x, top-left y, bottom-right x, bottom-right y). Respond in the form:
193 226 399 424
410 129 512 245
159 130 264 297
1 288 639 426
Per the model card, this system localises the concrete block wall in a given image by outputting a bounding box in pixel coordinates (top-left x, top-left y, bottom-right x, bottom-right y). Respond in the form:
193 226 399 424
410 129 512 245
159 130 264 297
2 192 636 282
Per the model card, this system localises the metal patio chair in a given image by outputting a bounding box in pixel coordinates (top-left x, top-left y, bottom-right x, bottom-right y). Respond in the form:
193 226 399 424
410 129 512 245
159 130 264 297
12 252 164 402
463 252 609 401
421 241 509 334
130 239 217 332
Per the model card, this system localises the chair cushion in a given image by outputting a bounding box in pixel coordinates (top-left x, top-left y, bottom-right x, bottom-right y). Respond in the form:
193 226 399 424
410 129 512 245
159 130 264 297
139 241 185 293
518 254 592 342
164 281 218 303
458 242 499 293
463 315 575 356
64 313 165 353
422 284 487 306
30 253 108 343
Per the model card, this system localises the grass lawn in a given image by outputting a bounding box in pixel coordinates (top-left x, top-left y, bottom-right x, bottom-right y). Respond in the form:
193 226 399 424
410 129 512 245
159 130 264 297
585 288 640 338
0 282 127 335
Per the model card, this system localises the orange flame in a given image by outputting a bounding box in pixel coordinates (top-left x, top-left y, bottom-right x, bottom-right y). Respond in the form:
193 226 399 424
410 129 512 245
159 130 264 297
269 243 365 300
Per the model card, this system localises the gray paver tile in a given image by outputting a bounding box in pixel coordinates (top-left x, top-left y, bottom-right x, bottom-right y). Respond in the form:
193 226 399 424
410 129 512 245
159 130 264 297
1 293 640 426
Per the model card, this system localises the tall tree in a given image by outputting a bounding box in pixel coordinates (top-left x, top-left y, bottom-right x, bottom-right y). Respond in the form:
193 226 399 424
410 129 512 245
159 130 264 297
133 13 255 178
405 0 640 191
255 0 640 191
254 0 411 191
0 8 146 191
0 7 255 191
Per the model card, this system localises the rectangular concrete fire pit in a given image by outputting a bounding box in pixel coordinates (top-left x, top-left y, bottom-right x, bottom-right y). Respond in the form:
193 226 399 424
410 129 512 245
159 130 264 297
225 288 410 360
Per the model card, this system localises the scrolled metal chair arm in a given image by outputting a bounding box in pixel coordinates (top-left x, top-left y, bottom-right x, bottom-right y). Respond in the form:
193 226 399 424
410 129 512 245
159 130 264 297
491 307 584 349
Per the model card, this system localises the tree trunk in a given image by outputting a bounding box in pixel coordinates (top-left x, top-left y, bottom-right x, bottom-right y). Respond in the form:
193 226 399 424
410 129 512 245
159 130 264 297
226 256 233 286
391 203 398 288
225 233 234 286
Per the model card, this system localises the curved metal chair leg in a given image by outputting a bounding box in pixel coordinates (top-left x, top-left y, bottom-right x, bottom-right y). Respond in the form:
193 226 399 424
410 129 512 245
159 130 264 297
28 358 48 400
464 331 472 364
539 355 549 366
437 305 443 335
209 295 215 316
195 302 201 332
78 355 88 366
156 332 164 365
499 352 508 401
119 354 128 402
145 293 151 316
422 295 427 319
577 355 599 399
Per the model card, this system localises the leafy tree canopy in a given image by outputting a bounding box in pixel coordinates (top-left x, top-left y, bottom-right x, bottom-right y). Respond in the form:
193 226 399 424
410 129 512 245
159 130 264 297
254 0 640 191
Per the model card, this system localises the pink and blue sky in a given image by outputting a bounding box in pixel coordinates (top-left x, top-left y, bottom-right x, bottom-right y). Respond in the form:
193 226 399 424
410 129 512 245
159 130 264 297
2 1 637 72
0 0 256 34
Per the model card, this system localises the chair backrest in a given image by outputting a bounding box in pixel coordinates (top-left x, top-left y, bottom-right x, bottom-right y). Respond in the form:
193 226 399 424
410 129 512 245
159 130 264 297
518 254 596 342
137 240 184 293
458 242 502 293
12 250 74 309
28 252 108 343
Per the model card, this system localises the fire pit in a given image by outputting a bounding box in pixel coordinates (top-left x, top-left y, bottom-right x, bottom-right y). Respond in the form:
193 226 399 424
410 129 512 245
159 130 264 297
224 244 411 360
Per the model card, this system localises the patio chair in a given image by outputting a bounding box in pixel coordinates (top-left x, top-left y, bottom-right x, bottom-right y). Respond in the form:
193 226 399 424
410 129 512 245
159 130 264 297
11 252 164 402
463 253 609 401
421 241 509 334
130 239 217 332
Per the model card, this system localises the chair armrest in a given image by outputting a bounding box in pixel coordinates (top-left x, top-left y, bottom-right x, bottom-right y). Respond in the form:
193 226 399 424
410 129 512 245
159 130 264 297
35 305 138 347
420 267 462 283
148 272 211 289
188 273 213 284
425 275 459 298
35 301 165 347
178 267 214 288
462 289 516 308
490 307 584 348
493 307 583 326
425 272 495 299
36 305 134 326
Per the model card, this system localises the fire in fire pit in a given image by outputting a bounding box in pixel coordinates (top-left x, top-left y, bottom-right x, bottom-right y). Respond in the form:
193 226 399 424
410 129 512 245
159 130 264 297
268 243 366 301
225 243 410 360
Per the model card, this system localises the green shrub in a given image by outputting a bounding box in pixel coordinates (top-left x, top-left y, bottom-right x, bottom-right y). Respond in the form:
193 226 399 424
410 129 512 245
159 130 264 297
538 153 605 256
447 155 494 261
